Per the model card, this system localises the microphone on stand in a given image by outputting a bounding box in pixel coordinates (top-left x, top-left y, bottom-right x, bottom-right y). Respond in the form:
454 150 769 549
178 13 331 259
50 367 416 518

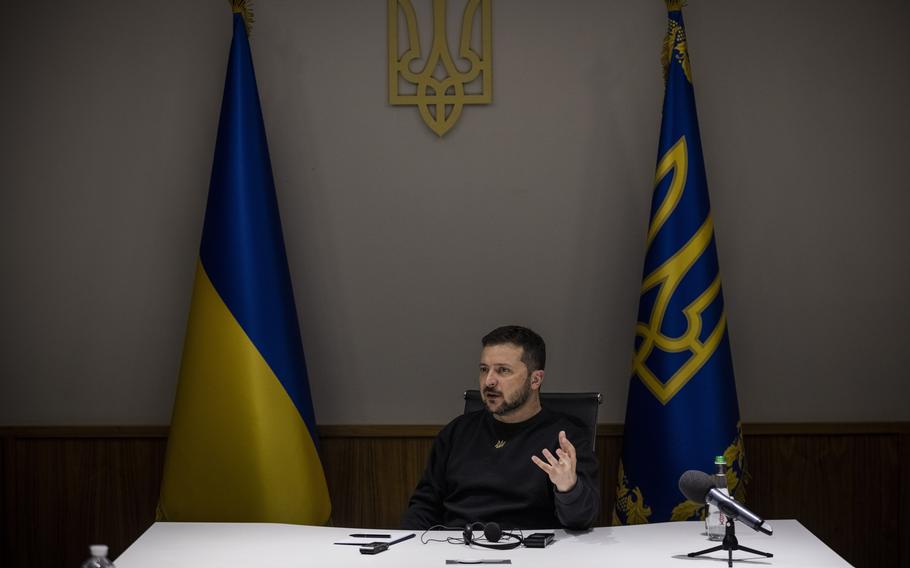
678 470 773 536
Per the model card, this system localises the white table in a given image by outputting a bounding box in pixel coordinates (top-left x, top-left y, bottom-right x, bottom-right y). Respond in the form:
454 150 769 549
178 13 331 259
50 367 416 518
115 520 851 567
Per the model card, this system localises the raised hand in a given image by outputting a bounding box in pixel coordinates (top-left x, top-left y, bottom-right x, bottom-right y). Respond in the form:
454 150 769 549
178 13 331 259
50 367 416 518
531 430 577 493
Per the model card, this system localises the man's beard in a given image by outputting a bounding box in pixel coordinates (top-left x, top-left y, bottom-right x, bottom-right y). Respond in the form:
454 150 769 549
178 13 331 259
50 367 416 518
484 378 532 416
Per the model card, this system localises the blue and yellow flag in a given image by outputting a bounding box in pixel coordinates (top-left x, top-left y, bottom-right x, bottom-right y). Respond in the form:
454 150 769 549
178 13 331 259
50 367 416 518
157 7 331 524
614 2 746 525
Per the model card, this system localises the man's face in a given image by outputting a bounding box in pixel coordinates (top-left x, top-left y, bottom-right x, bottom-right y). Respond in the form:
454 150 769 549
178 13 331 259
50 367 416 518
479 343 539 417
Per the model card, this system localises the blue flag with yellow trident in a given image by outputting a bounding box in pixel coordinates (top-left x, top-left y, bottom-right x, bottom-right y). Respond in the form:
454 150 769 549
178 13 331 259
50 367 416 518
614 2 746 525
157 3 331 524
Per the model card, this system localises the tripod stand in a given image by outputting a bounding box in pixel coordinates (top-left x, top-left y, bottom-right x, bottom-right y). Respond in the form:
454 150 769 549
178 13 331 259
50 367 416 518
688 519 773 567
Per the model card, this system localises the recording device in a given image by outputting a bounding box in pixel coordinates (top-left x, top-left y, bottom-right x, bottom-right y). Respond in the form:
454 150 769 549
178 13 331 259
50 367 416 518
522 532 554 548
359 542 389 554
678 470 773 535
462 522 523 550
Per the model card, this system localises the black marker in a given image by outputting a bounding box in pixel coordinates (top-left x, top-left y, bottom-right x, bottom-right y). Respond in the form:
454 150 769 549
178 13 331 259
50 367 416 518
349 533 391 538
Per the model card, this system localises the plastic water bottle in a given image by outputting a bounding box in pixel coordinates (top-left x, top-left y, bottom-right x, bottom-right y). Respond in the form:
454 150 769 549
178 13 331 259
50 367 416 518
704 456 729 540
80 545 115 568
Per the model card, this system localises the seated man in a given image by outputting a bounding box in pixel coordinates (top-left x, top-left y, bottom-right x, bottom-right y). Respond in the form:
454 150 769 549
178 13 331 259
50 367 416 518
401 325 600 530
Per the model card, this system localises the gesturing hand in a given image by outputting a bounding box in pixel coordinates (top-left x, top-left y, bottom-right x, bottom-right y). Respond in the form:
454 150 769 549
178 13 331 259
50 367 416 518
531 430 577 493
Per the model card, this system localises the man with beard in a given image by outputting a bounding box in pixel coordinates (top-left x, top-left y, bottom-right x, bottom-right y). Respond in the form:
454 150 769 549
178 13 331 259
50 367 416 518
401 325 600 530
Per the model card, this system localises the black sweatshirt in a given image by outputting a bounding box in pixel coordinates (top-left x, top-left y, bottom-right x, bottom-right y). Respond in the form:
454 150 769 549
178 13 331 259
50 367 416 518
401 408 600 530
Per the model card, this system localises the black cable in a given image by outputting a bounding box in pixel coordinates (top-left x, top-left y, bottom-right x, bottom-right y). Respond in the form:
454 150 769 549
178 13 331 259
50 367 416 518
420 525 467 545
420 523 525 549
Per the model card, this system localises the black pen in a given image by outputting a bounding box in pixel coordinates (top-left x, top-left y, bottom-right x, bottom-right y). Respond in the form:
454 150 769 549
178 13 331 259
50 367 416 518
349 533 390 538
388 533 416 545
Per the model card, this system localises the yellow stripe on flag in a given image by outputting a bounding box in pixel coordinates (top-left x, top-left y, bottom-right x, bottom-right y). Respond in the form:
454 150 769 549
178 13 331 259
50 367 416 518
158 261 331 524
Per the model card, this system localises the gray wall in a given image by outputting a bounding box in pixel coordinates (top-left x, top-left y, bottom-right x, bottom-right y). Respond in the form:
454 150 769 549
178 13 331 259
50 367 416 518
1 0 908 426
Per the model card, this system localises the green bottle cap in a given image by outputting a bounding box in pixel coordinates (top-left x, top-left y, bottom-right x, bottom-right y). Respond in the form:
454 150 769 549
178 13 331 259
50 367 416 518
714 456 726 464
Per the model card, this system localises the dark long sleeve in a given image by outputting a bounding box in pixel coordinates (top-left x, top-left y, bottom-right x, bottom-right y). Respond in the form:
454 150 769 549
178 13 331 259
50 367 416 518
553 429 600 530
400 425 451 529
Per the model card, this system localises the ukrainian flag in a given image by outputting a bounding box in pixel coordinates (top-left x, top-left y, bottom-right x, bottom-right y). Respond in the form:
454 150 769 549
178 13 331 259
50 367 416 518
157 6 331 524
614 1 746 525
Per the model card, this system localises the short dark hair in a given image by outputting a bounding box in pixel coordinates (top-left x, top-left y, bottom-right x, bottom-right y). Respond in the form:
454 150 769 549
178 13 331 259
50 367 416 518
481 325 546 372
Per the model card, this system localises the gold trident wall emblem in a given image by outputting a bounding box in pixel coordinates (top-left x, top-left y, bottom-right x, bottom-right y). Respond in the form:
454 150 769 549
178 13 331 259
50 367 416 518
388 0 492 136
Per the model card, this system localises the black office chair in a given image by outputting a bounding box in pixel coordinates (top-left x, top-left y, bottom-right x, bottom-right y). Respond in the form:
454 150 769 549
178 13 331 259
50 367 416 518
463 389 602 450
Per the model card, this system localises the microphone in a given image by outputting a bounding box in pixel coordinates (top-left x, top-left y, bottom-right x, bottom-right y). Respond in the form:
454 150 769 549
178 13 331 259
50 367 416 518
678 470 773 536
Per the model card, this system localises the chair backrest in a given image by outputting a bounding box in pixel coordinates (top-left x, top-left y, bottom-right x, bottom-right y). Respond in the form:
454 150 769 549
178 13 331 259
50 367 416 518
462 390 602 450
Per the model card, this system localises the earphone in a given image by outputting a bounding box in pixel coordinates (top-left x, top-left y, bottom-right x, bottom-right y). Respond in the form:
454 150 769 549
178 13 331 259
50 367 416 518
462 522 523 550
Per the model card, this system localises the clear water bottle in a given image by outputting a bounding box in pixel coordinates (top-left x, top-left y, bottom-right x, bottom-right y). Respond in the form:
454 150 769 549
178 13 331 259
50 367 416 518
704 455 729 540
80 544 115 568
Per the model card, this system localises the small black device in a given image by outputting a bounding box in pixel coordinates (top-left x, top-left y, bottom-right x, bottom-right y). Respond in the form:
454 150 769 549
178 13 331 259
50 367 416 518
359 543 390 555
522 532 554 548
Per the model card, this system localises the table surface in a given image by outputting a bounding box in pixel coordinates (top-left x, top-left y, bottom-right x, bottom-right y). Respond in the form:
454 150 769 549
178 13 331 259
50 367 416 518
115 519 851 567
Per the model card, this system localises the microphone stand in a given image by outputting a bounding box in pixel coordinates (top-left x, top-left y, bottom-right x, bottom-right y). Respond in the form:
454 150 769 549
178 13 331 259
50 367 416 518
687 519 773 567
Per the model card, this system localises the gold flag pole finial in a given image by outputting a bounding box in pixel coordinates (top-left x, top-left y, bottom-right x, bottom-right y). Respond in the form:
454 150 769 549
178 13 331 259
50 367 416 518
661 0 688 81
230 0 255 35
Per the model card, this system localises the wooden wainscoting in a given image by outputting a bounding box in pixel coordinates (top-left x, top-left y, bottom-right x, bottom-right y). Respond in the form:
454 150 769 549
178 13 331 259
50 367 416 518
0 428 167 568
1 424 908 568
743 424 910 568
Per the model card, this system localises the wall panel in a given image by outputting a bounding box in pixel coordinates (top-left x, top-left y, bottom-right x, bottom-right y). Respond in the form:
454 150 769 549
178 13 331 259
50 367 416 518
745 429 903 567
1 429 166 568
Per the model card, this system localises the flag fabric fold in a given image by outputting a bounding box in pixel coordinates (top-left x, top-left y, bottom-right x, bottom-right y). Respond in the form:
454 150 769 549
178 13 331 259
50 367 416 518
157 12 331 525
614 2 746 526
